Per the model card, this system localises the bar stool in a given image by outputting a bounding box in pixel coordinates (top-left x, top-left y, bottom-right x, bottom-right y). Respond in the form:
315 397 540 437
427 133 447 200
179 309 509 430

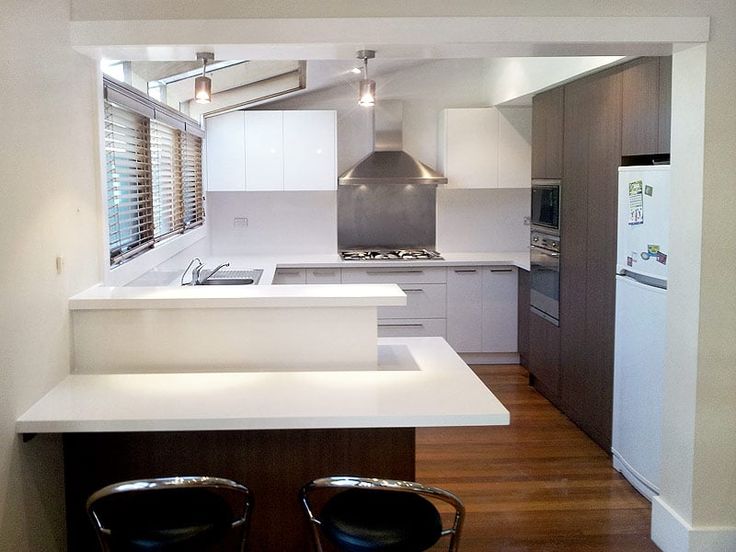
87 476 252 552
300 476 465 552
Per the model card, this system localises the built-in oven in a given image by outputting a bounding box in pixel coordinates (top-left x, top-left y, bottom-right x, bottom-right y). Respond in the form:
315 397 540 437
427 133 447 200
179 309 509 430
531 179 561 233
530 231 560 326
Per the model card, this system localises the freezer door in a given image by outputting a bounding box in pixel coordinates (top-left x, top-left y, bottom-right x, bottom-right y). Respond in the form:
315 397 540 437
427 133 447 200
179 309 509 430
612 274 667 499
617 166 670 280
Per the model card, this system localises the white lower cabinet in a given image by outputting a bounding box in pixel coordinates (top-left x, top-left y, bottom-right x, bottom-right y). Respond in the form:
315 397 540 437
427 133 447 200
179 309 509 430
272 268 307 285
273 264 518 352
481 266 518 352
305 268 341 284
377 318 447 339
446 267 483 352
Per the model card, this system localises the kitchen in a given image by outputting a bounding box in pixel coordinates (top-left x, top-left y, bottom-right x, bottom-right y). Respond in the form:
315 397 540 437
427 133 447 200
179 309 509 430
2 4 730 552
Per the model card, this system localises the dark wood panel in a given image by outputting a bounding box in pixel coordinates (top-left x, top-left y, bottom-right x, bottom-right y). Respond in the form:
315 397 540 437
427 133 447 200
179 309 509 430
64 428 415 552
528 311 560 404
622 57 660 156
417 365 659 552
517 268 530 367
532 86 564 179
560 67 622 451
581 69 622 451
658 56 672 154
560 74 591 428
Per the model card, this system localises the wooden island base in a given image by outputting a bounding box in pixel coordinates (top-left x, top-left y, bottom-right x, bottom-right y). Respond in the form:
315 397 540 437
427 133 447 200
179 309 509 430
64 428 415 551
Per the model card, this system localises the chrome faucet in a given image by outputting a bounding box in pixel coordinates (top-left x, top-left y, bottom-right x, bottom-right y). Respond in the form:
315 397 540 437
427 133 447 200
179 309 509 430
181 258 203 286
199 262 230 284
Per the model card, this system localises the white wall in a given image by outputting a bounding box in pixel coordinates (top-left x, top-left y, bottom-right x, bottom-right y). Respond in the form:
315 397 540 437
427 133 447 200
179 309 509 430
0 1 101 550
207 192 337 255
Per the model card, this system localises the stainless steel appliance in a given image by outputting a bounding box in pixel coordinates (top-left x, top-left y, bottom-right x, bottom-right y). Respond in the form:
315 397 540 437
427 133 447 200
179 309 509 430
531 179 561 232
340 249 443 261
530 231 560 325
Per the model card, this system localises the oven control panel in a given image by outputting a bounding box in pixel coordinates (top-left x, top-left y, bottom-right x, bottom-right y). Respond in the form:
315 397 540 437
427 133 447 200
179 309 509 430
531 231 560 253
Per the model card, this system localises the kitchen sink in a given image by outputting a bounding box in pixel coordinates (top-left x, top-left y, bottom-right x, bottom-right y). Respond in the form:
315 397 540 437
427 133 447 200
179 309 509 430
184 268 263 286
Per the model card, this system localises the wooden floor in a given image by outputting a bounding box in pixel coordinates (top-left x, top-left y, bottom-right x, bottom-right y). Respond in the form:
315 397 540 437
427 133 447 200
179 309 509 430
416 365 661 552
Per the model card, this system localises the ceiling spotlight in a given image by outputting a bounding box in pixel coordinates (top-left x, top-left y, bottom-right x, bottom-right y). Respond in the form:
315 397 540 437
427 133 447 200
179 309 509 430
356 49 376 107
194 52 214 104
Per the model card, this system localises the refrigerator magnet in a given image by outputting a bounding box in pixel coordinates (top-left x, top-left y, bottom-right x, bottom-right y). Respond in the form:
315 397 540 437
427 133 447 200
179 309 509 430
641 252 651 260
645 185 653 197
627 256 633 267
647 244 660 255
656 252 668 265
628 180 644 225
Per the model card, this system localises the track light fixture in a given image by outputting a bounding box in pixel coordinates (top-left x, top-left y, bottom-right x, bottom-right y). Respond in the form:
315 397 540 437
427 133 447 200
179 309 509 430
356 50 376 107
194 52 215 104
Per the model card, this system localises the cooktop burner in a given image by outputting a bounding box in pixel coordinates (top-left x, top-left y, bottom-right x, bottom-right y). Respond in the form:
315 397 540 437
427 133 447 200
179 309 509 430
340 249 444 261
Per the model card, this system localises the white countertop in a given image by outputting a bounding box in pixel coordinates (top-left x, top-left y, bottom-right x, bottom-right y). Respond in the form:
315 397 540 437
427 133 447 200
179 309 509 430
126 250 531 288
16 337 510 434
70 283 406 310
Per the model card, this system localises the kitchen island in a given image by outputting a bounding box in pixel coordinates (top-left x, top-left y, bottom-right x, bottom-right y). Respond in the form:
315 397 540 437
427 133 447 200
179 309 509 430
18 284 509 551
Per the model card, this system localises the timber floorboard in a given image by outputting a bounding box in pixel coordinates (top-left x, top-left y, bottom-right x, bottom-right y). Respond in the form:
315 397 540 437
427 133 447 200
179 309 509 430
416 365 661 552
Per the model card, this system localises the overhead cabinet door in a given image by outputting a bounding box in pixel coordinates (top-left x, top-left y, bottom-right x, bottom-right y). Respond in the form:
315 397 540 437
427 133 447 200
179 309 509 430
206 111 245 191
283 111 337 191
245 111 284 191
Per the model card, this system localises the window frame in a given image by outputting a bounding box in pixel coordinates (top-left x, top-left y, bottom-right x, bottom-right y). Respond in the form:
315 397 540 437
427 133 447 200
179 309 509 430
102 76 205 279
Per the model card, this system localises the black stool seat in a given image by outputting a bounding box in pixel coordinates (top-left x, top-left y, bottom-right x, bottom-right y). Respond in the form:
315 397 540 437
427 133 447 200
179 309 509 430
320 489 443 552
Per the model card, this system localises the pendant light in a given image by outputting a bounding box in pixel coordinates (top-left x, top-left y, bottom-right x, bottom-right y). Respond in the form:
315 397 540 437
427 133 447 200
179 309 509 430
357 50 376 107
194 52 214 104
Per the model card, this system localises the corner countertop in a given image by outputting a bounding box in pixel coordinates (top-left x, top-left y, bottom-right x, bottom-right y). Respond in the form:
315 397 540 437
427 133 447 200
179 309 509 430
16 337 510 434
125 250 530 288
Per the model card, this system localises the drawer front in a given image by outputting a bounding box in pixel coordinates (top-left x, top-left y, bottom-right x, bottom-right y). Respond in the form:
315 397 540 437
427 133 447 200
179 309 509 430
377 318 447 339
341 267 446 284
377 283 446 319
305 268 341 284
272 268 307 285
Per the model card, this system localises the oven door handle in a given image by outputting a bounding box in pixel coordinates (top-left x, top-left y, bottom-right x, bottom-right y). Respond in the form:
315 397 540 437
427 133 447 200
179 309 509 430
530 245 560 257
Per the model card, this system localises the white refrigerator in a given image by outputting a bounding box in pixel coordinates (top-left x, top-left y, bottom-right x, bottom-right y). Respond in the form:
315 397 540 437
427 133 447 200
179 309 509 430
612 165 670 501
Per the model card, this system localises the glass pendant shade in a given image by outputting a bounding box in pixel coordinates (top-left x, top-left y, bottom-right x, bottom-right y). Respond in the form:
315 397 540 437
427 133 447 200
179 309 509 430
358 79 376 107
194 76 212 104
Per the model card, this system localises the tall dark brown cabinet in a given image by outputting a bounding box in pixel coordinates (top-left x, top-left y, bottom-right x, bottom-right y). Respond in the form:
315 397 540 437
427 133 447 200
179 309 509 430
529 57 671 452
560 68 623 451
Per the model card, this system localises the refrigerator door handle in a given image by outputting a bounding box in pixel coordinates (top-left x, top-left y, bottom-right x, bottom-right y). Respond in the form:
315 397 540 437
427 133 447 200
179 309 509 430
618 270 667 290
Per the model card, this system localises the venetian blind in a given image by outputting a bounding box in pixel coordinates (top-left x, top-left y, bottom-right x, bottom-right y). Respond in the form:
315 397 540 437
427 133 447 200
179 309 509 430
104 77 204 267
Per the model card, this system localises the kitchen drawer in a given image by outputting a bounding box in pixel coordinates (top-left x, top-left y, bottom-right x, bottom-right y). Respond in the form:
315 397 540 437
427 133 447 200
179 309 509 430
305 268 341 284
272 268 307 285
341 267 446 284
378 283 446 319
377 318 447 339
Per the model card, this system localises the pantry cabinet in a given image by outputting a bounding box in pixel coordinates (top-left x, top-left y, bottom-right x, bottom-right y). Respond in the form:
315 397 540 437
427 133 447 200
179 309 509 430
531 86 564 179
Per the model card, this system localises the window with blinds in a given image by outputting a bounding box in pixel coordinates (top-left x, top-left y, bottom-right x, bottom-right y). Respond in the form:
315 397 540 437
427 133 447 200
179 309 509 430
104 77 204 267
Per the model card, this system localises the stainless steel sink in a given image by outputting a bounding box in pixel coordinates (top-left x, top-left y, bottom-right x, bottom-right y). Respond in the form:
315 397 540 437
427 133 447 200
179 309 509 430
184 269 263 286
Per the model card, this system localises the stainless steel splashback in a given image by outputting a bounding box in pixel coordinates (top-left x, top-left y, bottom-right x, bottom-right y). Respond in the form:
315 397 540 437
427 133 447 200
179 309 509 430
337 183 436 249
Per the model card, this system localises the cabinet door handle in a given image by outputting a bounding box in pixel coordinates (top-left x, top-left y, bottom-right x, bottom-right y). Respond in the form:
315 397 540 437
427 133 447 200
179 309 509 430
490 268 513 273
277 270 302 275
378 323 424 328
401 288 424 293
453 269 477 273
312 270 336 276
366 270 424 275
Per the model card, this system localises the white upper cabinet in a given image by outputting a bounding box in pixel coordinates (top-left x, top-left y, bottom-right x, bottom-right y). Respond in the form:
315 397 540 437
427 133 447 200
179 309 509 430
438 107 531 189
245 111 284 191
439 108 498 189
205 111 245 192
205 109 336 192
283 111 337 191
497 107 532 189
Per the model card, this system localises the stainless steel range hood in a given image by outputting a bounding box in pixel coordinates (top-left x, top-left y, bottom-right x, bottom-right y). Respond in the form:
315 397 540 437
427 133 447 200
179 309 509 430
338 101 447 186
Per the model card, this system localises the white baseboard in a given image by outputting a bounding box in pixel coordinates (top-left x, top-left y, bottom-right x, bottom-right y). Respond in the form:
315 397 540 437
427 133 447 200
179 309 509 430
460 352 520 365
652 496 736 552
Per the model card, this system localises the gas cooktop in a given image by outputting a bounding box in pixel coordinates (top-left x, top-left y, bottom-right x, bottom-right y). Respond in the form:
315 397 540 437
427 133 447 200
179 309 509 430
340 249 444 261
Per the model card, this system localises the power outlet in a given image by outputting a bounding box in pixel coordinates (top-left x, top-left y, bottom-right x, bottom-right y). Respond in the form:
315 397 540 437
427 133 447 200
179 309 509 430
233 217 248 229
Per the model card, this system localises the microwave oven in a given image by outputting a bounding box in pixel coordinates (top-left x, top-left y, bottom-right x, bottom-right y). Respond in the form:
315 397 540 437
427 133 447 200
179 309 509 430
531 180 561 232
